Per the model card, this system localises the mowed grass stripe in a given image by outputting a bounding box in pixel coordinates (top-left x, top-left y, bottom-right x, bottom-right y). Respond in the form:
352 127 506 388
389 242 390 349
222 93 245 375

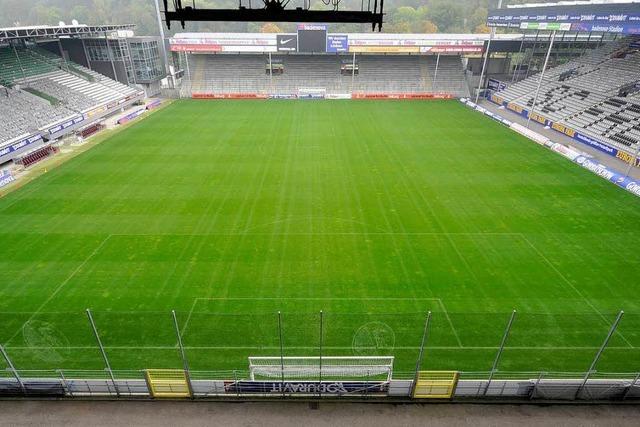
0 100 639 375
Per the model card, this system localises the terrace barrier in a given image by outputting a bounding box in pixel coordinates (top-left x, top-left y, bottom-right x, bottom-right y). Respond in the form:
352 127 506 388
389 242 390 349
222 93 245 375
1 309 639 402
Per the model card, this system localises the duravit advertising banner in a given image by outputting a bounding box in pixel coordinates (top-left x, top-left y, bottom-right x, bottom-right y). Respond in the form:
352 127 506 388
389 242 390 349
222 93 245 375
487 4 640 34
48 115 84 135
0 134 43 158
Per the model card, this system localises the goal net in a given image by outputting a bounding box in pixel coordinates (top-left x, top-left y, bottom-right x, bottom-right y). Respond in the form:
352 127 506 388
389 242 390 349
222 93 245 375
297 88 327 99
248 356 394 381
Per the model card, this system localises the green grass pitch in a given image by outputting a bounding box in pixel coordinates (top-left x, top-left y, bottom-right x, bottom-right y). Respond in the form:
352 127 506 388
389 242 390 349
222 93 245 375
1 99 639 378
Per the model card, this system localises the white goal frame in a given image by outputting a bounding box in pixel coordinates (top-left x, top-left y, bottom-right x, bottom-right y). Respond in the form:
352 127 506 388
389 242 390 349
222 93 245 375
248 356 394 381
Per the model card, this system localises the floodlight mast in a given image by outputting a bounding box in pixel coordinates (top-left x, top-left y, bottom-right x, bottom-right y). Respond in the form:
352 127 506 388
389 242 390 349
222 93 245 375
163 0 385 31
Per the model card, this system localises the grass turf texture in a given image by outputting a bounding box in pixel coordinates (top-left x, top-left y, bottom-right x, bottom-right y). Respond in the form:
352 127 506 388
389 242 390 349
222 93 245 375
1 99 639 378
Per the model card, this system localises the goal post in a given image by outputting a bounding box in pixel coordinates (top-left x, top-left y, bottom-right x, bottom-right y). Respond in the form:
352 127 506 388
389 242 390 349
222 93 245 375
248 356 394 381
297 87 327 99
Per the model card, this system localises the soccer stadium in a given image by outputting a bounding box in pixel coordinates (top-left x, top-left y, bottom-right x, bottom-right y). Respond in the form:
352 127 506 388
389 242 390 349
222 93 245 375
0 0 640 406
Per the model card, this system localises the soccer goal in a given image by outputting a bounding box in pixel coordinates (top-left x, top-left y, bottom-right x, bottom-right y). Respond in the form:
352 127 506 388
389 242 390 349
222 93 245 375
298 87 327 99
248 356 394 381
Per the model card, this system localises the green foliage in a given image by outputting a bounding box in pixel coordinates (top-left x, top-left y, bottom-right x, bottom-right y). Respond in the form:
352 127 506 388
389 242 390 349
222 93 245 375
0 0 524 34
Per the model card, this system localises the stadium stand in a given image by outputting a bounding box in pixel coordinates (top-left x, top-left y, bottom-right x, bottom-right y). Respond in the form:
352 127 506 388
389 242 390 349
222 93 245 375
0 44 143 156
185 54 470 97
493 36 640 154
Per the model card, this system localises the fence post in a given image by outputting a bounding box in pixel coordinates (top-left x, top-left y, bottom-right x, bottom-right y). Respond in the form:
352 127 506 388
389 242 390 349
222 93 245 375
622 372 640 401
530 371 545 400
58 369 73 397
86 309 120 397
484 310 517 396
233 370 240 398
411 311 432 398
0 343 25 394
172 310 194 399
318 310 323 399
277 311 285 398
575 310 624 400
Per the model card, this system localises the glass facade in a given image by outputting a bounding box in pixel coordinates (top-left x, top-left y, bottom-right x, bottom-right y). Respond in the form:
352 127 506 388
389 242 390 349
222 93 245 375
84 37 164 84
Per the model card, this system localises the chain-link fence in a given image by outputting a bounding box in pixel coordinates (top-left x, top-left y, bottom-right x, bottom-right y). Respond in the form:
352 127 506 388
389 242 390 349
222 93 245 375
1 309 639 400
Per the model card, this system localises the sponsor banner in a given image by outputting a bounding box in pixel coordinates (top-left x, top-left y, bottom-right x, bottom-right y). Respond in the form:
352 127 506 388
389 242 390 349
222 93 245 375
350 45 420 53
574 156 640 198
551 142 581 161
276 35 297 52
224 381 388 395
297 24 327 31
326 93 352 100
269 94 298 99
86 105 108 118
146 100 162 110
571 22 640 34
192 93 268 99
429 45 484 53
353 93 453 99
520 22 572 31
0 134 43 158
48 115 84 135
0 170 16 189
327 35 348 53
117 108 146 125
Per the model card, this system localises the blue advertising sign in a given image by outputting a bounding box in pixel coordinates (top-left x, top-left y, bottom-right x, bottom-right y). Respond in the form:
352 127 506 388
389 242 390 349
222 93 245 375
0 134 43 158
488 79 507 92
48 115 84 135
224 381 388 395
327 35 349 53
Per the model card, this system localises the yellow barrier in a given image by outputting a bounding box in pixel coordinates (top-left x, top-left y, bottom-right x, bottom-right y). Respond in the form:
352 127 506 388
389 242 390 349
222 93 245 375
145 369 192 398
413 371 459 399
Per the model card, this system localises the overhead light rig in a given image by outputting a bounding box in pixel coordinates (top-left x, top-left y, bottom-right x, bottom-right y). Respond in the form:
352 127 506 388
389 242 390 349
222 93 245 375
163 0 385 31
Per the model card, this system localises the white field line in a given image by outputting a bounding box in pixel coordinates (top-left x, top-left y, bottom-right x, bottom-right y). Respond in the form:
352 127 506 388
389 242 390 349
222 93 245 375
179 297 454 340
5 345 639 351
519 233 635 349
2 234 113 346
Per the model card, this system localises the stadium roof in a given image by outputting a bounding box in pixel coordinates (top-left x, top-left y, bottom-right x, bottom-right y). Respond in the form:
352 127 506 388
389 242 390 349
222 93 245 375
0 24 135 42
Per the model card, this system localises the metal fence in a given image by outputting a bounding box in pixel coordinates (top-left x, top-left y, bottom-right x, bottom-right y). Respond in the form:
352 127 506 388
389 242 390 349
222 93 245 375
1 309 639 401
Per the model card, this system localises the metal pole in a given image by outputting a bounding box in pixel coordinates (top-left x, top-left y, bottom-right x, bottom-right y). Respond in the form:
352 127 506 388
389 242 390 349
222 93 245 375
511 35 525 83
411 311 431 397
624 142 640 179
475 0 502 103
527 30 556 129
351 52 356 94
152 0 170 75
12 45 27 83
104 34 119 83
525 31 540 80
0 344 25 394
172 310 194 398
268 52 273 94
433 53 440 92
530 371 544 400
575 311 624 400
233 370 240 398
277 311 285 398
484 310 517 396
184 51 192 96
318 310 323 399
86 309 120 397
58 370 73 397
622 372 640 401
81 38 92 70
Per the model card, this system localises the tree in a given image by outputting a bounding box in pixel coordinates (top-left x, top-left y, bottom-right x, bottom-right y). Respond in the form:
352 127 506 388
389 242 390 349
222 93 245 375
427 0 464 33
474 24 491 34
260 23 282 33
421 21 438 34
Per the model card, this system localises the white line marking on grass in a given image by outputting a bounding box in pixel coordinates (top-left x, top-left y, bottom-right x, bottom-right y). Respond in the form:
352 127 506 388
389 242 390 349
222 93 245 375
6 345 638 351
108 232 524 237
520 233 635 349
2 234 112 346
179 297 463 347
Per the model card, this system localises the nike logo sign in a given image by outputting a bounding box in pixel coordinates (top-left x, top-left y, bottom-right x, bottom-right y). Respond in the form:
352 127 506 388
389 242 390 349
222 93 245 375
280 38 293 44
